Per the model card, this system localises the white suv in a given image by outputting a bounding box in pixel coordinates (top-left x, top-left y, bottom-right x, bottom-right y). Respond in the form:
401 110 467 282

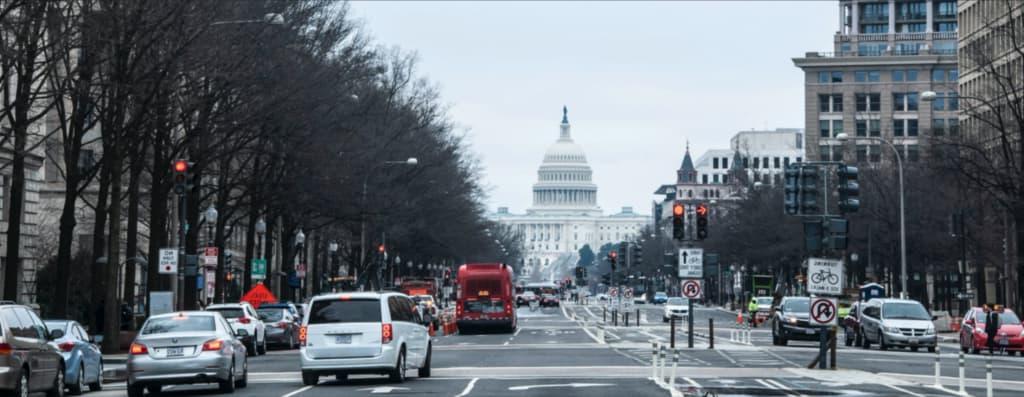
207 303 267 356
300 292 432 385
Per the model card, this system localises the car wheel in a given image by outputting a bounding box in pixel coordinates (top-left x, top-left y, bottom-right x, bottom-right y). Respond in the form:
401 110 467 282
388 348 407 383
289 332 297 350
127 384 144 397
771 322 779 346
301 371 319 386
844 328 853 347
88 361 103 392
860 327 871 349
218 363 236 393
928 346 936 353
45 363 65 397
879 332 888 351
418 343 432 378
68 364 85 395
257 333 267 355
245 341 255 357
14 370 28 397
147 384 162 394
235 358 248 388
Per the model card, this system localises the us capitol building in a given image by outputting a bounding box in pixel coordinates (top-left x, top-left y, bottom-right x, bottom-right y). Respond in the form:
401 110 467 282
492 107 649 281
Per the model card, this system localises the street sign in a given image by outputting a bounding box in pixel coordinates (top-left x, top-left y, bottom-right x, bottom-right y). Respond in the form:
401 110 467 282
807 257 843 295
609 288 618 297
678 248 704 278
296 263 307 278
158 248 178 274
204 247 219 257
624 288 633 299
809 297 838 326
681 279 703 299
251 259 267 280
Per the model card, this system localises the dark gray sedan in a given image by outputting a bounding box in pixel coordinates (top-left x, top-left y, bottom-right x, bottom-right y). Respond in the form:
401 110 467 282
256 308 299 349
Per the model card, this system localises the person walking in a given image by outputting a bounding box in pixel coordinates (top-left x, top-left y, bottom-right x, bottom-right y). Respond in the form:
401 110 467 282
985 304 1001 355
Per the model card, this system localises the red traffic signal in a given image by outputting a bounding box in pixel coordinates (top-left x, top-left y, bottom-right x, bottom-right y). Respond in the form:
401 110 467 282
377 244 386 253
672 202 685 217
609 251 617 259
173 160 188 173
695 203 708 217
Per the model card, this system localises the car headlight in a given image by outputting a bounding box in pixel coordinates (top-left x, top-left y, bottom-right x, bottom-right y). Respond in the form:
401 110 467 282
925 327 935 335
884 326 901 334
786 316 798 324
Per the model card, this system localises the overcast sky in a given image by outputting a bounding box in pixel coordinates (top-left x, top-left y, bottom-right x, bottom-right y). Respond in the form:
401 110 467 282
347 1 837 215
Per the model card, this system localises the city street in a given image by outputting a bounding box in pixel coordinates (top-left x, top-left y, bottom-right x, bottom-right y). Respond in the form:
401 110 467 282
85 303 1024 397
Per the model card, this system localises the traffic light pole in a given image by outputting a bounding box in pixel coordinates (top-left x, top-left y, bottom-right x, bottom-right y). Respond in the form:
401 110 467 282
175 191 186 310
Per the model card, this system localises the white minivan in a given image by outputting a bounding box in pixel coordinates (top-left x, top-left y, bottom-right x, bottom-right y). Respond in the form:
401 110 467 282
299 292 432 385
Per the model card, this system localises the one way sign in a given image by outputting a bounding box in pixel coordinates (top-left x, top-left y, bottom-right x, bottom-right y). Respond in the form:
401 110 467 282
678 248 703 278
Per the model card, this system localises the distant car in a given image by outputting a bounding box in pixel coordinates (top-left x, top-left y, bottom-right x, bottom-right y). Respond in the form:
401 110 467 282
516 291 538 307
127 311 248 397
754 296 774 323
256 308 300 349
540 293 560 307
842 301 863 347
771 297 822 346
634 293 647 305
653 292 668 305
959 307 1023 355
859 298 936 352
412 296 440 329
300 292 432 385
663 297 689 322
596 293 609 302
43 319 103 394
258 302 300 321
0 303 66 397
207 303 267 356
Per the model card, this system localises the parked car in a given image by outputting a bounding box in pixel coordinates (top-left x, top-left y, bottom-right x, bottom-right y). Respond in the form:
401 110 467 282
300 292 432 385
206 303 267 356
663 297 689 322
859 298 936 352
256 308 300 350
0 303 66 397
596 293 609 303
652 292 668 305
258 302 301 322
515 291 538 307
43 320 102 394
633 293 647 305
771 297 822 346
959 307 1023 355
753 296 774 324
842 301 863 347
127 311 248 397
540 293 560 307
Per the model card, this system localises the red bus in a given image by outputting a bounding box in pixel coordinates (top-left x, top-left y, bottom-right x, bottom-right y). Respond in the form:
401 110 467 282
455 263 516 332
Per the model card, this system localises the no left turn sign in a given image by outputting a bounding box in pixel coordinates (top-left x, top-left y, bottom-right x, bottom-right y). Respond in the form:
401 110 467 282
809 297 838 326
681 279 702 299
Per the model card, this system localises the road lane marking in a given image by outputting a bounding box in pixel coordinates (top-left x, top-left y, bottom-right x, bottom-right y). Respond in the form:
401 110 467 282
755 379 777 390
281 385 313 397
513 327 522 337
454 377 478 397
763 379 801 396
762 349 802 367
715 349 739 366
508 383 614 391
883 384 926 397
683 377 701 388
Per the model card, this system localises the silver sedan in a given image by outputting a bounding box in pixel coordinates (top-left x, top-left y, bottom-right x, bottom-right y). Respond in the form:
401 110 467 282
127 311 248 396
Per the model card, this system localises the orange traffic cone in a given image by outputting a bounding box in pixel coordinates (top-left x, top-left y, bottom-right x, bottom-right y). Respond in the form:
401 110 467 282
737 312 743 325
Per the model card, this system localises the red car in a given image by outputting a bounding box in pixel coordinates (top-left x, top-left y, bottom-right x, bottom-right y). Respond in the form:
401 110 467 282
959 307 1023 355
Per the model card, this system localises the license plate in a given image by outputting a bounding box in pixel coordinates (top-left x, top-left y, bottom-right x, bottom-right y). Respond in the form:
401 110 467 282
805 329 815 335
908 338 919 345
334 335 352 344
167 347 184 357
478 291 489 296
999 337 1009 345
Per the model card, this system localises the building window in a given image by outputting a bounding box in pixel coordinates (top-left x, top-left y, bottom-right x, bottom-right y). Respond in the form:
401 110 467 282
796 157 802 163
855 119 881 137
819 145 830 161
753 157 760 168
898 23 926 32
773 157 780 168
831 145 844 162
855 70 880 82
856 145 868 162
742 157 748 168
894 119 918 137
784 157 790 168
819 71 843 83
893 92 919 111
713 158 719 169
948 118 959 135
713 174 719 184
932 118 945 136
861 24 888 34
722 158 728 169
819 120 830 137
763 157 769 168
906 145 920 162
819 94 843 112
894 119 904 137
702 174 708 184
908 119 919 136
870 145 881 162
832 120 843 137
722 175 729 184
856 93 881 112
948 92 958 110
856 120 867 137
892 69 919 82
932 69 945 82
935 22 957 32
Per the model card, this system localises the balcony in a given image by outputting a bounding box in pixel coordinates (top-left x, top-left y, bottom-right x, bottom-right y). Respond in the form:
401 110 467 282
860 14 889 23
837 31 957 42
806 48 956 58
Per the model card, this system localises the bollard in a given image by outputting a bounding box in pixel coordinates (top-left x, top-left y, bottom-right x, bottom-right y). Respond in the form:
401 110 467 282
670 315 677 348
598 324 606 343
603 306 607 323
958 350 966 395
651 341 659 380
709 318 715 349
613 309 618 326
986 355 993 397
637 308 641 327
669 348 679 389
625 312 630 327
933 344 941 388
659 345 667 384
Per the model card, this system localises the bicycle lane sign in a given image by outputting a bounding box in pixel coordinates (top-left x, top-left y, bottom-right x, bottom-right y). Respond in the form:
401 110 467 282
807 257 843 295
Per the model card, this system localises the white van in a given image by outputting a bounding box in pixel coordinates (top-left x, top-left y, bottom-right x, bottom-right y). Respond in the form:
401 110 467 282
299 292 432 385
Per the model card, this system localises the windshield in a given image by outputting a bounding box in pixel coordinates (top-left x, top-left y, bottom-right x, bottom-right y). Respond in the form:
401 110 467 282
142 316 215 335
784 299 810 313
655 292 667 298
882 303 931 320
976 311 1022 325
207 308 245 319
667 298 686 305
257 309 284 322
308 299 382 324
757 297 774 305
43 321 68 333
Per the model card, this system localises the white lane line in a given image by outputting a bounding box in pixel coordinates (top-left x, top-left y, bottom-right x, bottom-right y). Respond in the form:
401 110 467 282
513 327 522 337
715 349 739 366
454 377 479 397
884 384 926 397
281 385 313 397
764 378 804 397
763 349 802 367
755 379 777 390
683 377 701 388
502 341 509 346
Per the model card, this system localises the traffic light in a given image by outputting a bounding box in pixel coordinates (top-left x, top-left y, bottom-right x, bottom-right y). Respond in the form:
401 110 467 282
784 165 800 215
172 159 191 195
633 243 643 265
378 244 386 253
799 165 819 214
825 217 849 250
608 251 618 273
695 203 709 240
672 201 685 240
618 242 628 267
837 164 860 214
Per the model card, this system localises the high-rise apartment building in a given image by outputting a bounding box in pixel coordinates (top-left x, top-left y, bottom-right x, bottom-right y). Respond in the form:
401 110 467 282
793 0 959 166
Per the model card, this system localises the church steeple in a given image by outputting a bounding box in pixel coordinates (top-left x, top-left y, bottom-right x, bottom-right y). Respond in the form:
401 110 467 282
559 105 571 140
677 142 697 184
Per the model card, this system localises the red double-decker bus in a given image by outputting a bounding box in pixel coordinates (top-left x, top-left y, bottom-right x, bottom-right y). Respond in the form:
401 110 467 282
455 263 516 332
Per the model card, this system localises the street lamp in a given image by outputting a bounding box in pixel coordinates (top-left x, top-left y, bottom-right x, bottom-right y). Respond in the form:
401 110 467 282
359 158 419 287
836 132 908 299
294 229 306 300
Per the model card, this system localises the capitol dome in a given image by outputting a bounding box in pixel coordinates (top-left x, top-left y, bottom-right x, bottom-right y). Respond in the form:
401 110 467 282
529 107 600 215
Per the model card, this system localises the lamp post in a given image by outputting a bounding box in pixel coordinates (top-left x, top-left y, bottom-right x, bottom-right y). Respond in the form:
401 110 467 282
295 229 306 301
204 206 219 303
328 241 338 292
836 132 908 299
359 158 418 290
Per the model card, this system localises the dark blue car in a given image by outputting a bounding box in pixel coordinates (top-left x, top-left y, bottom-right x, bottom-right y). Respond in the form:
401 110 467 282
653 292 669 305
44 320 103 394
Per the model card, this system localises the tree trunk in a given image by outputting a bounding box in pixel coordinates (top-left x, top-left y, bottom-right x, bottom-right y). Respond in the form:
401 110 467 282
243 210 256 293
52 166 79 317
3 124 27 302
90 158 111 326
102 151 123 354
145 142 169 317
122 151 144 325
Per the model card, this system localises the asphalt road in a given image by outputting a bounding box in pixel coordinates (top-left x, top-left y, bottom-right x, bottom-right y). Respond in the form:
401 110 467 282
79 301 1024 397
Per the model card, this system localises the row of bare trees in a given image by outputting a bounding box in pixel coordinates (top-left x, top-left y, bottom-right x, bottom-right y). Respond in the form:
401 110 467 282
1 0 512 353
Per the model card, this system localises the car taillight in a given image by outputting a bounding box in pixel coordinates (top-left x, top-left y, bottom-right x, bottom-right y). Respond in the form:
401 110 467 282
58 342 75 352
202 339 224 351
0 343 13 355
505 302 512 314
382 323 393 344
238 317 251 324
298 326 307 346
277 322 289 329
456 302 464 317
130 343 148 355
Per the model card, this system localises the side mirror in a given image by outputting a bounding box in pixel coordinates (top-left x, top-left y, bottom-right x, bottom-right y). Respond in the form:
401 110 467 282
965 319 975 326
48 329 65 341
931 315 939 321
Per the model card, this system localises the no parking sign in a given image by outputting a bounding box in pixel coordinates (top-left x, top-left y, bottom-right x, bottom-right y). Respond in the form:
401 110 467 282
681 279 703 299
